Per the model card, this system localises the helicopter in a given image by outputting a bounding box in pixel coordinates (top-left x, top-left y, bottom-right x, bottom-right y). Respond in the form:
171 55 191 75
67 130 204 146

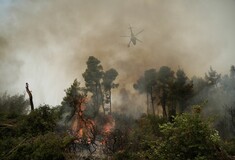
121 25 144 47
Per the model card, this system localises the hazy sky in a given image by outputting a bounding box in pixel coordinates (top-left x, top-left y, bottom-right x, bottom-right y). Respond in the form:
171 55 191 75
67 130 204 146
0 0 235 112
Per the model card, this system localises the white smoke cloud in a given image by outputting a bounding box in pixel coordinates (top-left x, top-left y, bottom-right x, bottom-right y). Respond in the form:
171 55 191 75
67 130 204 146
0 0 235 113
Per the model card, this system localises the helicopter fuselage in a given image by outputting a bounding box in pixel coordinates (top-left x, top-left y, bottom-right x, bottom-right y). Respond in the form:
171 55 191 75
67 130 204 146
122 26 143 47
131 36 136 45
130 29 136 45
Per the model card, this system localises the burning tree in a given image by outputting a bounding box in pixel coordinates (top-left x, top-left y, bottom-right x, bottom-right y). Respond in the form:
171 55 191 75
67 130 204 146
61 57 119 158
61 78 119 158
61 79 98 156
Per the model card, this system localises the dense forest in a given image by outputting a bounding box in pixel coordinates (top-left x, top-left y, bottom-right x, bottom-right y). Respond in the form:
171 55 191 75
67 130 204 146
1 56 235 160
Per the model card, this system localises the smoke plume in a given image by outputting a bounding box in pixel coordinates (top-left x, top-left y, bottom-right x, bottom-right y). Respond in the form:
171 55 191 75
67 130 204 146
0 0 235 116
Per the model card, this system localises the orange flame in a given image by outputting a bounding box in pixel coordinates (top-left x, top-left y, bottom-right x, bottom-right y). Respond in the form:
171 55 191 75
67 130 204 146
102 115 115 134
70 97 95 140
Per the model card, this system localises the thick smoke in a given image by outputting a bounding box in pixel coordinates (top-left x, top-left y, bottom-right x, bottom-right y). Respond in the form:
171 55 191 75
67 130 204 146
0 0 235 116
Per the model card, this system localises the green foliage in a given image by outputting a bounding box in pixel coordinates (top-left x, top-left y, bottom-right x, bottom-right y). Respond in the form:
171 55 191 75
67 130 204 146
0 107 71 160
205 66 221 86
133 76 145 94
0 93 29 115
19 105 58 136
103 68 119 112
133 66 194 119
3 132 71 160
82 56 105 114
82 56 103 91
0 104 72 160
61 79 87 120
0 137 23 158
61 79 86 109
136 115 166 137
131 115 165 159
3 64 235 160
115 115 166 159
156 113 226 160
230 65 235 78
82 56 119 115
144 69 158 93
112 113 135 131
157 66 175 83
103 68 119 91
156 66 175 118
174 69 193 112
0 116 21 138
133 68 157 94
223 138 235 156
191 76 208 94
116 112 231 160
145 69 158 114
113 150 135 160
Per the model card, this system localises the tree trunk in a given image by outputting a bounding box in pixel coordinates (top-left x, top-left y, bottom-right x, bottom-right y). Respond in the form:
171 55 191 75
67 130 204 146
162 100 167 118
168 100 176 122
98 83 105 115
146 92 149 115
179 100 186 114
150 86 155 116
26 83 34 111
161 89 167 119
96 85 98 110
109 90 112 114
93 84 100 116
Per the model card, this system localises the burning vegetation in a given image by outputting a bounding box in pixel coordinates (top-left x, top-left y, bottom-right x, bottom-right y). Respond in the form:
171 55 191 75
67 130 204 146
1 0 235 159
2 56 235 160
59 56 123 159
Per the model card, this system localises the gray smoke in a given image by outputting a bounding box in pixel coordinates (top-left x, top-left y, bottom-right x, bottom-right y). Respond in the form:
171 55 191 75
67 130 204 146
0 0 235 116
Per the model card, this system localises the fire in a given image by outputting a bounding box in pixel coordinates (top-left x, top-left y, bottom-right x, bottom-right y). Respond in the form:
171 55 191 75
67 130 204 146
70 97 96 141
78 128 83 137
102 115 115 134
69 95 118 155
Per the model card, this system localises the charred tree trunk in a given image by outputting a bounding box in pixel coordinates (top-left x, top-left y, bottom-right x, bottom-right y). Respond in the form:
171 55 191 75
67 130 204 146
26 83 34 111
